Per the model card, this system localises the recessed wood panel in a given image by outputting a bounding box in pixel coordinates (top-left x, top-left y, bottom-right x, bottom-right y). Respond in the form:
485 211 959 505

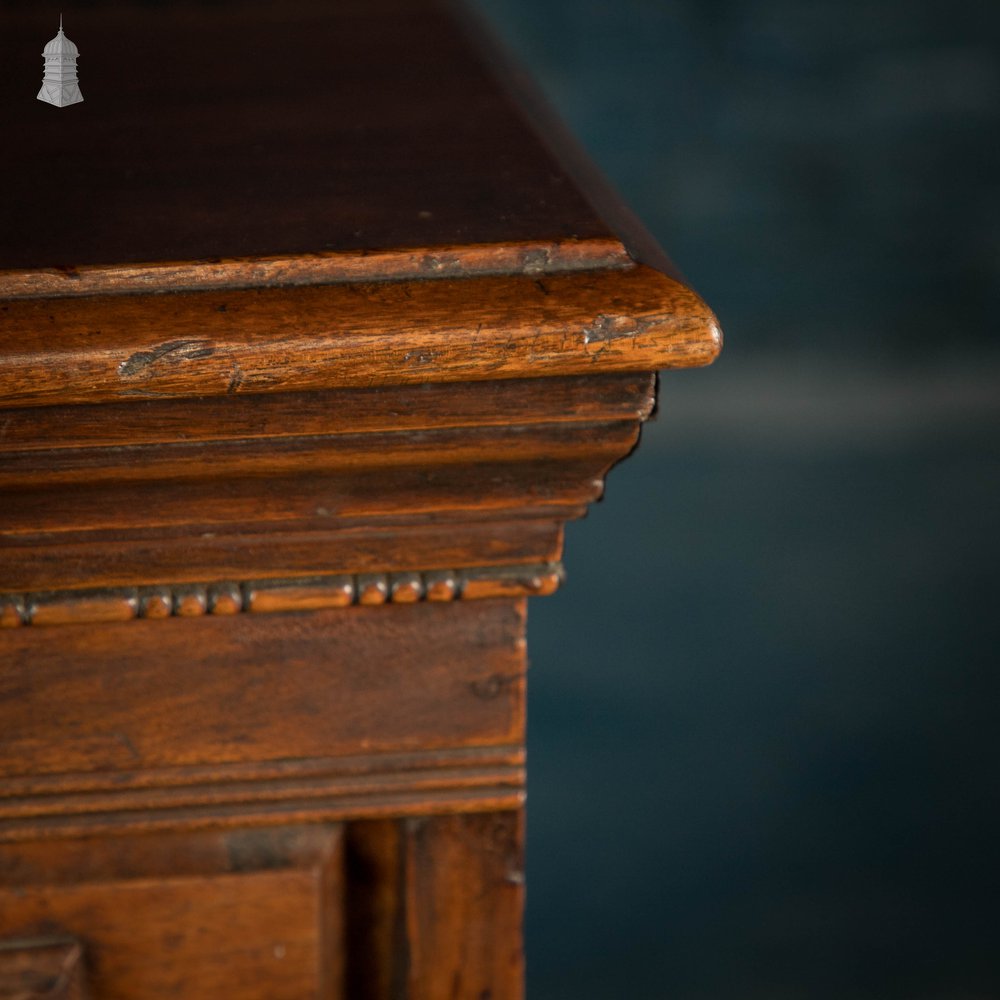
0 826 343 1000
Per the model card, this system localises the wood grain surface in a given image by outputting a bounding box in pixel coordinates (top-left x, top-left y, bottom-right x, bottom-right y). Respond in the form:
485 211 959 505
345 813 523 1000
0 267 718 408
0 1 617 272
0 374 652 592
0 240 631 301
0 520 567 594
0 600 525 782
0 936 87 1000
0 826 343 1000
0 373 655 452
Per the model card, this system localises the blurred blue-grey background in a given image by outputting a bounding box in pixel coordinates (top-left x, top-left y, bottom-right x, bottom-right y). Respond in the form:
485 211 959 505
471 1 1000 997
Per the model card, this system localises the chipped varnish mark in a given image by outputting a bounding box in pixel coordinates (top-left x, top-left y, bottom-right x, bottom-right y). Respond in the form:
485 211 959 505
227 361 244 393
118 339 215 378
582 313 659 345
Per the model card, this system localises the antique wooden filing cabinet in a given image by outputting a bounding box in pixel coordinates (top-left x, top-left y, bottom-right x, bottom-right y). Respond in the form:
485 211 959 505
0 1 720 996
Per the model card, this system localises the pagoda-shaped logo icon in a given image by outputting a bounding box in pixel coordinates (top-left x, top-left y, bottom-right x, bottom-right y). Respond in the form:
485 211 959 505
38 16 83 108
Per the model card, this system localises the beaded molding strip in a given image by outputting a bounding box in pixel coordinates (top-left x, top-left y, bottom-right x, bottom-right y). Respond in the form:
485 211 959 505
0 563 564 628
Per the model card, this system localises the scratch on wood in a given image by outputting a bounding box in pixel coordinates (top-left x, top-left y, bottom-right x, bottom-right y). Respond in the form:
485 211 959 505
403 349 436 366
582 313 658 345
118 339 215 378
114 731 140 760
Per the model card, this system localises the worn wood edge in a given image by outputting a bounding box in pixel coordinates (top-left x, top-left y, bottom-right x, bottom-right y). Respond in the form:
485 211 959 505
0 563 564 628
453 0 723 349
453 1 684 280
0 787 527 844
0 238 631 301
0 266 721 409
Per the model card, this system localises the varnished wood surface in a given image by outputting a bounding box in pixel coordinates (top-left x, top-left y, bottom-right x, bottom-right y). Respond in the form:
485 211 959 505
0 826 343 999
0 373 655 452
0 1 617 273
345 813 523 1000
402 812 523 998
0 600 525 785
0 519 567 594
0 936 87 1000
0 267 719 408
0 753 524 845
0 816 520 1000
454 0 688 284
0 564 562 628
0 3 719 995
0 240 631 301
0 374 652 593
0 421 641 490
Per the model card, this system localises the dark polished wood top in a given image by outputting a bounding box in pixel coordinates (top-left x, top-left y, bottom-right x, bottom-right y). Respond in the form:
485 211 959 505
0 0 720 406
0 0 617 272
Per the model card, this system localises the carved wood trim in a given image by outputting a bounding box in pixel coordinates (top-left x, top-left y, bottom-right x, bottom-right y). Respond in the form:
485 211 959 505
0 746 525 843
0 563 563 628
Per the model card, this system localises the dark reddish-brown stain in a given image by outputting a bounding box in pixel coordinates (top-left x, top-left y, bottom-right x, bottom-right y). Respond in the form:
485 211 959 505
0 0 719 997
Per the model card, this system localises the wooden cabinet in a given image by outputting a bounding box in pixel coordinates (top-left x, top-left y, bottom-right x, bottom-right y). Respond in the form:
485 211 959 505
0 1 719 996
